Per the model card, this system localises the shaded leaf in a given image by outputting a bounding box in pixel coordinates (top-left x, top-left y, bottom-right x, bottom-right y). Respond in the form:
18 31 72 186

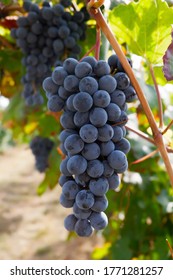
163 30 173 81
37 147 61 195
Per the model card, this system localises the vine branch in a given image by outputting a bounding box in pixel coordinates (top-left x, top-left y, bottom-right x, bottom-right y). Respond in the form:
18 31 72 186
166 239 173 259
148 62 164 129
162 120 173 135
131 149 159 165
87 4 173 186
125 125 155 145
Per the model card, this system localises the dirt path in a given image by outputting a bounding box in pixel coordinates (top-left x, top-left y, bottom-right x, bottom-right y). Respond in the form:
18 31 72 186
0 146 103 260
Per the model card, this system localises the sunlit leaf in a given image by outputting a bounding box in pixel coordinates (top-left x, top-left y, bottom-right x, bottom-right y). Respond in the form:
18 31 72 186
109 0 173 64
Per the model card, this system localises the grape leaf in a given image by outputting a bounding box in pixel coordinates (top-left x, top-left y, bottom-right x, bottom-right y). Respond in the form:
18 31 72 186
163 30 173 81
37 147 61 195
108 0 173 64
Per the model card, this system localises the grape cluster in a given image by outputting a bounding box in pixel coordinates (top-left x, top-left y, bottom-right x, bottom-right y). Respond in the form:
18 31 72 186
10 0 88 106
43 54 137 237
30 136 54 172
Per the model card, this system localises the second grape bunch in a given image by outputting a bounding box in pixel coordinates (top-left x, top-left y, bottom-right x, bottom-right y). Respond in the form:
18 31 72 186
43 54 137 237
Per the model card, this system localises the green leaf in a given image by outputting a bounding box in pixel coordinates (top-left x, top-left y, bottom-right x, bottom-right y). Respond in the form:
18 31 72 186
2 93 25 123
39 114 61 137
109 0 173 64
37 147 61 195
0 49 23 72
144 65 173 86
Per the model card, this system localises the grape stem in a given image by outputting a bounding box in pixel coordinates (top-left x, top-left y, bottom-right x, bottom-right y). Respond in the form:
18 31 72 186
125 125 173 154
162 120 173 135
95 24 101 60
88 5 173 187
131 149 159 165
125 125 155 145
79 45 96 60
166 239 173 259
148 62 164 129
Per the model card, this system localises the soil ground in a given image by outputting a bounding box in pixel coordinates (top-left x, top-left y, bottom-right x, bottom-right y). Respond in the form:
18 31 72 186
0 145 103 260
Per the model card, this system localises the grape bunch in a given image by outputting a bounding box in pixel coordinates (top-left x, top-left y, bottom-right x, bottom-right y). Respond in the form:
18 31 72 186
30 136 54 172
10 0 88 106
42 54 137 237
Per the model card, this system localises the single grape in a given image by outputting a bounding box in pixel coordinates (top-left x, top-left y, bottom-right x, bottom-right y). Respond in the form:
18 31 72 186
115 138 131 154
58 86 71 100
63 57 78 74
64 214 77 231
114 72 130 90
79 124 98 143
79 77 98 95
76 190 95 210
42 77 59 94
93 90 111 108
59 174 73 187
67 155 87 175
66 94 76 112
123 85 138 102
60 111 76 129
87 159 104 178
73 111 89 127
75 62 92 78
98 75 117 93
102 160 114 177
75 172 90 186
97 124 114 142
108 54 118 70
82 142 100 161
107 150 128 170
58 25 71 39
105 103 121 122
89 177 109 196
64 75 79 92
59 193 74 208
60 157 71 176
91 195 108 212
74 219 93 237
52 66 68 85
100 140 115 157
107 173 120 190
73 92 93 112
47 95 64 112
94 60 110 77
111 89 126 107
64 36 76 49
73 203 92 219
81 56 97 68
89 211 108 230
64 134 84 155
112 126 124 143
89 107 108 127
62 180 80 200
59 129 77 143
52 4 64 16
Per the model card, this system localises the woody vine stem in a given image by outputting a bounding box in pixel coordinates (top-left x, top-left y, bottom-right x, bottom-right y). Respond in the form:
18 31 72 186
86 0 173 187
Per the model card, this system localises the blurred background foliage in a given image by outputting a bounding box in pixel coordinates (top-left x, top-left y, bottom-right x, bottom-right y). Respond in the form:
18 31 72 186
0 0 173 259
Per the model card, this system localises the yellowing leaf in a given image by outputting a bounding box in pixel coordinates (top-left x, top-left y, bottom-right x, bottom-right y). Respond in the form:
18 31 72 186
92 242 111 260
24 122 38 134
